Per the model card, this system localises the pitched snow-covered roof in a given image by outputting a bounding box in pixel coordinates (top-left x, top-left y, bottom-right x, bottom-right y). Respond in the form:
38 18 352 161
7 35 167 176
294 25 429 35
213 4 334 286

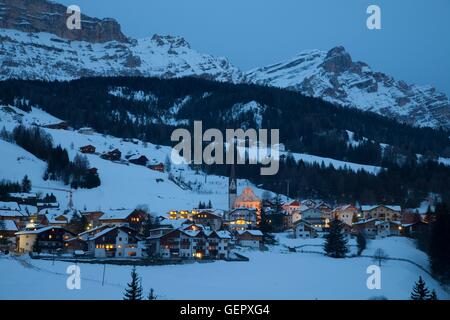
78 225 110 237
0 201 20 211
0 209 26 217
1 220 18 232
8 192 37 199
16 226 64 235
45 213 69 224
237 230 263 236
375 220 401 226
165 218 190 229
352 218 379 226
128 154 148 161
38 208 64 216
214 230 232 239
298 204 310 212
301 199 318 207
87 226 116 240
36 202 59 207
332 204 356 212
315 201 331 208
182 230 203 237
87 226 140 241
19 204 38 215
99 209 134 220
361 205 402 212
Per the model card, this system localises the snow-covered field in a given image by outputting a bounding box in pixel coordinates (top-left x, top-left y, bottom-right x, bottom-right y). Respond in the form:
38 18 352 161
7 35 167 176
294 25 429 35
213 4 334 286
0 237 448 300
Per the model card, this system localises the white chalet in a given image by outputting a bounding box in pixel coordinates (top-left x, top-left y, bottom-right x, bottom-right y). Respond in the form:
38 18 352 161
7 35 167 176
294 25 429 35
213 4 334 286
293 220 317 239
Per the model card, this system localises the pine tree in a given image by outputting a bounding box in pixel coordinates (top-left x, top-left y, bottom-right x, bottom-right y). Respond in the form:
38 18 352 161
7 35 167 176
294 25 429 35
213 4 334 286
123 266 143 300
323 219 349 258
0 220 8 245
21 175 32 193
148 288 157 300
32 240 41 255
164 155 171 173
410 276 430 300
356 232 366 256
428 290 438 300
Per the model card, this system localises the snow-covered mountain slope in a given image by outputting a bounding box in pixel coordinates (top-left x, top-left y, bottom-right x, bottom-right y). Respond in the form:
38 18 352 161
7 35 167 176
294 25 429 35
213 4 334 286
0 105 272 212
0 0 240 82
0 28 241 82
245 46 450 129
1 105 397 213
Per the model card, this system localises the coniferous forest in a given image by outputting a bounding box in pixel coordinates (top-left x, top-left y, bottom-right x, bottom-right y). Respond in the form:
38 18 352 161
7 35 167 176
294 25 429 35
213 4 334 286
1 76 450 205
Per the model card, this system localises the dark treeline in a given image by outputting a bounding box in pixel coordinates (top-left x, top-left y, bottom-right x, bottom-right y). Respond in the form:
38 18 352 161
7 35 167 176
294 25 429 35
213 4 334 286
0 175 32 199
199 154 450 207
0 77 449 167
9 125 100 189
1 77 450 204
0 180 22 198
416 204 450 283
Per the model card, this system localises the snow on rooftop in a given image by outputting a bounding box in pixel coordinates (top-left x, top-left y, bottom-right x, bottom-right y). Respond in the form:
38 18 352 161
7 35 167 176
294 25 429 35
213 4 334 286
8 192 37 198
87 226 117 241
237 230 263 236
0 210 26 218
99 209 134 220
15 225 63 235
1 220 18 232
0 201 20 211
361 205 402 212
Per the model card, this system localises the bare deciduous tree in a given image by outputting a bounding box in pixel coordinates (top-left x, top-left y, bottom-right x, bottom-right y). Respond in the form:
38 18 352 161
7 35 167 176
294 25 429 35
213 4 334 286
373 248 389 266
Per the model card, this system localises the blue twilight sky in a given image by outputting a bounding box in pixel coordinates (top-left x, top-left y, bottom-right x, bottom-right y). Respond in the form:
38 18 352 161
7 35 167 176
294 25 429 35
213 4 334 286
59 0 450 95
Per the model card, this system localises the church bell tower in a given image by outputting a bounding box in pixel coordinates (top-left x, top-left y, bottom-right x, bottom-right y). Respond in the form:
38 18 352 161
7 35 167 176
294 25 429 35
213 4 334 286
228 163 237 211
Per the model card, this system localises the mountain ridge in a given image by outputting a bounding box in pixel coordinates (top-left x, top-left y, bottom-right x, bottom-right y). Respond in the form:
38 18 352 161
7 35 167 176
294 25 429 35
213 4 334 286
244 46 450 130
0 0 449 130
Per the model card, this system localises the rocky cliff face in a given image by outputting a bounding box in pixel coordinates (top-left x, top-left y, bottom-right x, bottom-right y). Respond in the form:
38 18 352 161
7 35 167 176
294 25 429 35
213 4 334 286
1 0 450 130
0 0 241 82
245 46 450 129
0 0 128 43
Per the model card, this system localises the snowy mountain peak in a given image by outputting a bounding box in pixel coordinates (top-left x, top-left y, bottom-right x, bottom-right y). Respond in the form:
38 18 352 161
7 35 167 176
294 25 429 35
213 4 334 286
245 47 450 130
151 34 191 49
320 46 353 73
0 0 241 82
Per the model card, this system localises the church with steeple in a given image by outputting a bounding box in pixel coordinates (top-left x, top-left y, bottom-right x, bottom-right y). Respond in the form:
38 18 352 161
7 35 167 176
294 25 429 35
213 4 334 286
228 164 237 211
